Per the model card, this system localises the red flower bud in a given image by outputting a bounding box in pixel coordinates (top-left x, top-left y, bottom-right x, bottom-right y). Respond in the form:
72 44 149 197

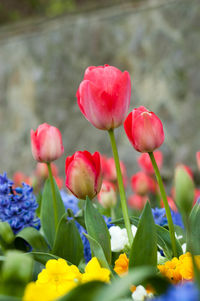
77 65 131 130
131 172 156 195
128 194 148 210
124 106 164 153
196 151 200 171
65 151 102 200
31 123 64 163
138 151 163 174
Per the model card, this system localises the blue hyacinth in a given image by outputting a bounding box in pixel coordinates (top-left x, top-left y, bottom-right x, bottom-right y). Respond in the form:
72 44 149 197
60 190 113 263
0 172 40 234
152 282 199 301
152 207 184 228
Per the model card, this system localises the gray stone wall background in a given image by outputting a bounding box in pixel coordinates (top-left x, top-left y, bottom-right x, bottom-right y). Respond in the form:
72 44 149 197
0 0 199 181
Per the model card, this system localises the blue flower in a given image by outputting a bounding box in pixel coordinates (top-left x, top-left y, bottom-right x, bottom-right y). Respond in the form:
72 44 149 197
0 173 40 234
152 207 184 228
152 282 199 301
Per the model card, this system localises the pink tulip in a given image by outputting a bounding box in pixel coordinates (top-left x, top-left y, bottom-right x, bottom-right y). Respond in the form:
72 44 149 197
196 151 200 170
35 162 58 179
31 123 64 163
77 65 131 130
65 151 102 200
97 181 117 209
161 196 177 212
128 194 148 210
124 106 164 153
100 155 127 185
131 172 156 195
138 151 163 174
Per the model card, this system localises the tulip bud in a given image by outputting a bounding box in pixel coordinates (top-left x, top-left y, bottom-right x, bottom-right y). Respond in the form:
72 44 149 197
138 151 163 174
77 65 131 130
97 181 117 209
65 151 102 200
128 194 148 210
196 151 200 171
100 155 127 185
174 165 195 216
131 172 156 195
124 106 164 153
160 196 177 212
31 123 64 163
35 162 58 179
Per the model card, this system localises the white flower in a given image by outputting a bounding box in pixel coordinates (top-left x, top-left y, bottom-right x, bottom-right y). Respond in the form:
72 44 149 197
131 225 137 236
109 226 129 252
132 285 153 301
182 243 186 253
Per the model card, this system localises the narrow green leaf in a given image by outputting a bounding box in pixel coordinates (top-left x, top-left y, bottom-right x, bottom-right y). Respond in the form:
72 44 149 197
57 281 105 301
0 222 15 249
84 234 112 273
52 214 84 265
15 227 49 252
29 251 60 265
189 203 200 254
85 197 111 264
41 178 65 247
0 296 21 301
129 202 157 268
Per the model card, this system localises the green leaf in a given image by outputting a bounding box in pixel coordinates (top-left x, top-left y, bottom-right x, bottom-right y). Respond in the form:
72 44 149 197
52 214 84 265
129 202 157 268
0 296 20 301
15 227 49 252
189 203 200 254
1 251 33 297
95 266 169 301
30 251 59 265
41 178 65 247
57 281 105 301
0 222 15 250
84 234 112 273
85 197 111 264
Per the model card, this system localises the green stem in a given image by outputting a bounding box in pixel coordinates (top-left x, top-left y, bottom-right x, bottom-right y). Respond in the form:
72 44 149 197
149 152 177 257
110 206 116 221
47 162 58 230
108 129 133 246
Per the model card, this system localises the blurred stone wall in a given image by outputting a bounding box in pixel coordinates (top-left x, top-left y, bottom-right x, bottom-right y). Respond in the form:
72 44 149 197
0 0 199 180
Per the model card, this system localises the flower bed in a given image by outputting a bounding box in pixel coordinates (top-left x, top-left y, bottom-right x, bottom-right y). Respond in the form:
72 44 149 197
0 65 200 301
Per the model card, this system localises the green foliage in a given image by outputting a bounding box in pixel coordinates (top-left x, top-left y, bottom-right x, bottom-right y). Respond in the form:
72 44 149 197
41 178 65 248
129 202 157 268
85 197 111 264
52 214 84 265
189 203 200 254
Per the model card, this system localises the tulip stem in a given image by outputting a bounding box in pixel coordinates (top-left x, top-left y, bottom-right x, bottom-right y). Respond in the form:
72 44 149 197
148 152 177 257
47 162 58 230
108 129 133 246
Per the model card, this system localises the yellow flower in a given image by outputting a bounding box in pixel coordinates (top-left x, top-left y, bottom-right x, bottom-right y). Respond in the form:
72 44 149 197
114 253 129 276
23 282 58 301
36 258 82 296
158 252 200 284
82 257 110 283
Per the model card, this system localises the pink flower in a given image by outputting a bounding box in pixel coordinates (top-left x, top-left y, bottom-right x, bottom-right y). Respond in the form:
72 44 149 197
77 65 131 130
161 196 177 212
138 151 163 174
124 106 164 153
35 162 58 179
65 151 102 200
131 172 156 195
97 181 117 209
128 194 148 210
31 123 64 163
196 152 200 171
100 155 127 185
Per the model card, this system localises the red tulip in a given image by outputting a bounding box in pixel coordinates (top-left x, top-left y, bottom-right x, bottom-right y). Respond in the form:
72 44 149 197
97 181 117 209
138 151 163 174
31 123 64 163
77 65 131 130
196 152 200 170
100 155 127 185
35 162 58 179
161 196 177 212
131 172 156 195
124 106 164 153
65 151 102 199
128 194 148 210
13 172 32 187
